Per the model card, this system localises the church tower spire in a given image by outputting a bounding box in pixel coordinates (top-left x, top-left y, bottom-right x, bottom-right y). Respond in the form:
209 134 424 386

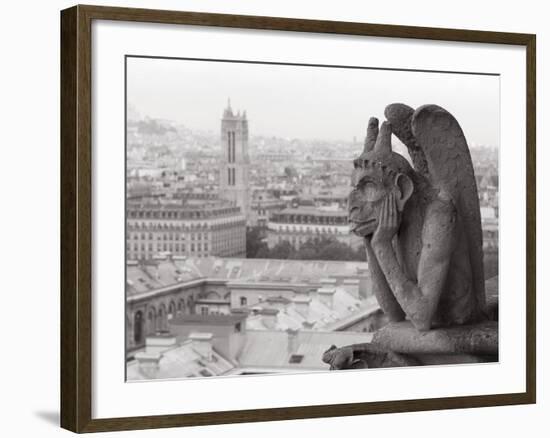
219 100 250 221
223 98 234 118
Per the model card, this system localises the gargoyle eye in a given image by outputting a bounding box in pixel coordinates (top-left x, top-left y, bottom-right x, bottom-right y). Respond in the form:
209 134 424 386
357 178 385 201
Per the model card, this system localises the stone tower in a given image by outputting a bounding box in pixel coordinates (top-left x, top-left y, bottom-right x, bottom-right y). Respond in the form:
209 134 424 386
220 99 250 220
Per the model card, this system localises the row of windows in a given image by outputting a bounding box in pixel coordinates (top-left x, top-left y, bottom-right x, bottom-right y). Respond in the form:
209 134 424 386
213 235 245 241
273 226 343 234
130 291 251 341
126 239 245 254
199 306 230 317
272 216 348 225
131 298 193 343
128 222 209 231
275 235 350 245
127 221 246 231
127 209 239 219
129 232 209 241
130 253 210 260
127 242 209 252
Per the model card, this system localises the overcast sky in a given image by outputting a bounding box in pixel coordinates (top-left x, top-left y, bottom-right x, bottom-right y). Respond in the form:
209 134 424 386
127 56 499 147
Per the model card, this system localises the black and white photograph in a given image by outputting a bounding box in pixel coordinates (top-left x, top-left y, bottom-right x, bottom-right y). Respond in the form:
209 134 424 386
125 57 500 381
1 0 543 435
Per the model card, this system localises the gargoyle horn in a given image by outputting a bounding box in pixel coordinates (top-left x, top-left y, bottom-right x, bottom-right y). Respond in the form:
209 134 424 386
374 121 392 154
363 117 379 153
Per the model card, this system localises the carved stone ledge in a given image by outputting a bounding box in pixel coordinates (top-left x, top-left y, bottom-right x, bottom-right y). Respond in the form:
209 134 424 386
322 320 498 370
372 321 498 356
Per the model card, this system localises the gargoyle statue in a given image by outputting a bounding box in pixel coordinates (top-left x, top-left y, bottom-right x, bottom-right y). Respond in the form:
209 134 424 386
323 103 490 369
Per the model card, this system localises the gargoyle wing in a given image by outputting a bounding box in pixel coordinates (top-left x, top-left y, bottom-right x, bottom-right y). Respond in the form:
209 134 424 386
384 103 429 178
386 103 486 310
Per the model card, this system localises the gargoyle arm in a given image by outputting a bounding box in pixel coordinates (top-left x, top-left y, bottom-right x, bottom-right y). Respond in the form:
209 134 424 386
373 197 457 331
364 238 406 322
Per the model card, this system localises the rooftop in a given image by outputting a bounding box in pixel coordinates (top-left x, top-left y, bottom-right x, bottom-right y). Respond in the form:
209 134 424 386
238 330 373 370
243 287 369 332
127 256 369 297
127 340 235 381
126 329 374 381
170 313 247 326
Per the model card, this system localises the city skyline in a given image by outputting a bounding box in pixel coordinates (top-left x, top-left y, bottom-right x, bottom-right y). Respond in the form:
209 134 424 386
125 61 500 381
127 102 498 151
127 57 500 147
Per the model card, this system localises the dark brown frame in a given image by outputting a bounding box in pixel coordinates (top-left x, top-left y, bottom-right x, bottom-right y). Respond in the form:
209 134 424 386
60 4 536 433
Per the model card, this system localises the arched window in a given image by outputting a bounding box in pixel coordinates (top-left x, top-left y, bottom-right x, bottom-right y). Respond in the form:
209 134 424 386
168 301 176 320
133 311 143 344
177 299 185 315
147 308 156 335
157 304 167 331
206 291 222 300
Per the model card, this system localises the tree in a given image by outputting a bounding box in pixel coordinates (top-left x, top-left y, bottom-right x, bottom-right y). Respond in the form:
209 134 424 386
246 226 268 258
268 241 296 259
255 245 271 259
246 233 366 262
284 165 298 180
294 247 317 260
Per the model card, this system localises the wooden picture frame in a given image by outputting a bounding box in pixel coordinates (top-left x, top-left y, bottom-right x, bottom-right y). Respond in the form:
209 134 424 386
60 4 536 433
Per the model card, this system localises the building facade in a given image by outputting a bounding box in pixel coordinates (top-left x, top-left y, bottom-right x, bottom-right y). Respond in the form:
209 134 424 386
126 199 246 260
219 100 250 221
126 256 372 353
249 198 287 228
266 207 363 250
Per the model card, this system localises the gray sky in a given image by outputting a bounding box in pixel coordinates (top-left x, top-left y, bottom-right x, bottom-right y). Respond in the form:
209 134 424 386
127 57 499 146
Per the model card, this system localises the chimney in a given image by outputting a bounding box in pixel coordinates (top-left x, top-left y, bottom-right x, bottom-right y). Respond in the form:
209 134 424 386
260 308 279 329
134 352 162 379
152 261 162 280
286 328 300 354
189 332 213 361
306 287 318 300
317 287 336 309
342 279 360 299
320 278 337 288
292 296 311 319
145 333 176 355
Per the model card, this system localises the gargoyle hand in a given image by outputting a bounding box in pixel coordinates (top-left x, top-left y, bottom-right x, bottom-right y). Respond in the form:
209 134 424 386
372 192 399 247
322 345 354 370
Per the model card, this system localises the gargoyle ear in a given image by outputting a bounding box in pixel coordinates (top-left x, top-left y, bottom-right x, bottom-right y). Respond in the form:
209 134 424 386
394 173 414 211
